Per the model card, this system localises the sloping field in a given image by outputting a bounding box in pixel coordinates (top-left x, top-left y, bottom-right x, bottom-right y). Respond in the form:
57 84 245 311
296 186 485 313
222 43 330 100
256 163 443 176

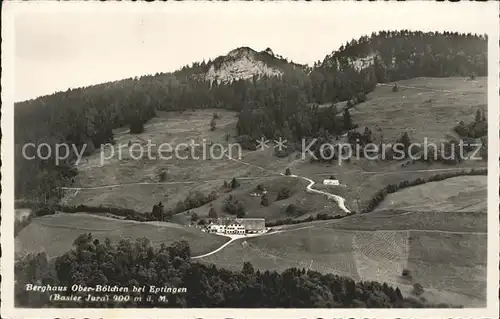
327 210 486 233
350 77 486 143
176 174 344 225
65 179 227 213
201 228 360 280
352 230 410 286
15 213 228 258
73 109 260 187
64 77 487 218
291 76 487 212
63 109 271 212
201 218 486 306
293 155 486 213
405 231 486 301
375 175 486 212
65 108 339 221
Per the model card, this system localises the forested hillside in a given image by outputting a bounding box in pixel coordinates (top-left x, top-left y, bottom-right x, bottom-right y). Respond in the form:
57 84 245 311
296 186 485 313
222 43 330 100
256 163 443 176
14 31 487 202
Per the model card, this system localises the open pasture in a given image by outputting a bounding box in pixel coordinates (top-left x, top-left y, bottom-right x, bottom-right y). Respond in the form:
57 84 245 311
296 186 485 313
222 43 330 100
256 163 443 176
66 179 226 213
113 109 239 145
293 155 486 213
75 109 244 186
178 175 343 224
15 213 229 258
405 231 486 302
201 228 360 280
201 219 486 306
375 175 487 212
327 209 486 233
63 109 273 212
290 77 487 212
350 77 486 144
65 107 339 220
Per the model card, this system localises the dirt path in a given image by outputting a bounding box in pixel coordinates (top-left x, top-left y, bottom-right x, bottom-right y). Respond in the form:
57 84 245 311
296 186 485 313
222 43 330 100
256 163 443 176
377 83 452 93
190 212 356 259
291 174 350 213
191 235 244 259
192 211 485 259
223 150 351 214
377 82 484 95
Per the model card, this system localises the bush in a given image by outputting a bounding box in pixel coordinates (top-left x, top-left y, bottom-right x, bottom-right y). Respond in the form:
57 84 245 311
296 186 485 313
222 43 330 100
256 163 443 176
357 91 367 103
412 283 424 296
236 135 257 151
35 204 56 217
236 210 246 218
261 194 270 207
190 212 199 222
316 213 330 220
230 177 240 189
224 195 245 216
402 269 411 278
129 120 145 134
208 206 218 219
265 213 343 227
82 140 96 156
152 201 165 220
274 148 289 158
158 171 167 182
276 187 291 201
453 121 469 137
284 204 305 217
174 190 218 214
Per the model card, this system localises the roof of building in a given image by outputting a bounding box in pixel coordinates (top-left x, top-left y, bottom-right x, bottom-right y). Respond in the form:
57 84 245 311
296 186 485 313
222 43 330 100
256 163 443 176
236 218 265 230
209 218 265 229
227 222 242 226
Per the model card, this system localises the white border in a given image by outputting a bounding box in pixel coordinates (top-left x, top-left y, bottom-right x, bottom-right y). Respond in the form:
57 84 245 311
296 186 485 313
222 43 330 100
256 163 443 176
2 1 499 318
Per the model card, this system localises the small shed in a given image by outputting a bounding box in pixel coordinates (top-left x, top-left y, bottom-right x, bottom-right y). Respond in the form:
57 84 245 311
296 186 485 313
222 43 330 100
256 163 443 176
323 179 339 186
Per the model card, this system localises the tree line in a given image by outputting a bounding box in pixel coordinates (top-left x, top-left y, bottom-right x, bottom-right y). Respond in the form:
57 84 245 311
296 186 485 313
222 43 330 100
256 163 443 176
15 236 456 308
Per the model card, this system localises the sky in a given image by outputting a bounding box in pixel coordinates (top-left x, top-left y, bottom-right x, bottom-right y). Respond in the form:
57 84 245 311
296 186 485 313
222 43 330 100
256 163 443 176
11 2 494 102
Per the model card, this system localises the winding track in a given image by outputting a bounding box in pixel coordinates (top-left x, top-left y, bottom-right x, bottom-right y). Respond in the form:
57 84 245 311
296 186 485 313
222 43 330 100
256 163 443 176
289 174 350 214
189 150 352 259
221 150 351 214
191 235 245 259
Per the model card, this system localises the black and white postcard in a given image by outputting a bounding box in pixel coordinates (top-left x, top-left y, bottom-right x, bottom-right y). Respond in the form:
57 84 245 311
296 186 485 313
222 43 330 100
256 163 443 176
1 1 499 318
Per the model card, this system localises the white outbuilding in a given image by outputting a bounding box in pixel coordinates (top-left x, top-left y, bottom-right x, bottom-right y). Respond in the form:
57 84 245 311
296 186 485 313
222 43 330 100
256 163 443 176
323 179 339 186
